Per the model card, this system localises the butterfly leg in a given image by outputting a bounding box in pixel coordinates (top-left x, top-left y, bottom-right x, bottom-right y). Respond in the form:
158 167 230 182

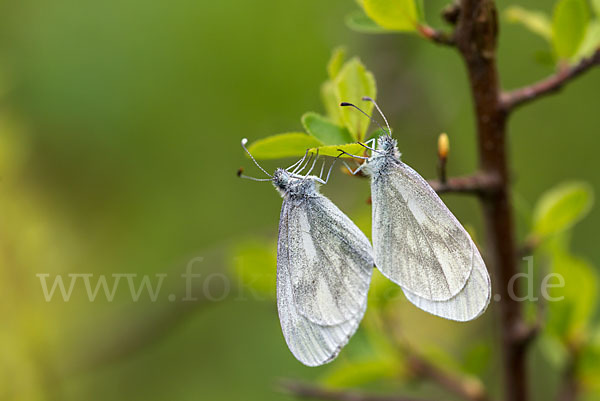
358 138 377 153
304 149 320 177
341 160 367 176
293 151 314 175
287 148 310 172
318 160 326 180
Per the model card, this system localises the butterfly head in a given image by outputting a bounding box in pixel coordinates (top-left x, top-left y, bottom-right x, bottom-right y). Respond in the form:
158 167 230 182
272 168 319 198
272 168 292 192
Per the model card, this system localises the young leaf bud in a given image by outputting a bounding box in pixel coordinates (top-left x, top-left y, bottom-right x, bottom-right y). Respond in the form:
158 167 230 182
438 132 450 161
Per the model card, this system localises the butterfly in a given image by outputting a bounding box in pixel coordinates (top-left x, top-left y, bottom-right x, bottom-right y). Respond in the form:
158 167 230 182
339 98 491 322
239 139 373 366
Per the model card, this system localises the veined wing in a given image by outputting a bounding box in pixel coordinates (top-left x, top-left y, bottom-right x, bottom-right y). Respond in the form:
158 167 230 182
402 242 491 321
277 199 372 366
278 255 368 366
372 159 478 301
282 195 373 326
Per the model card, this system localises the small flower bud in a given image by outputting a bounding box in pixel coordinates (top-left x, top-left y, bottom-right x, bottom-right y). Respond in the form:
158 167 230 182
438 132 449 161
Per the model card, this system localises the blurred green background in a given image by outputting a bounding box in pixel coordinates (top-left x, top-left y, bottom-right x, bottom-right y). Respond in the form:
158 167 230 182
0 0 598 400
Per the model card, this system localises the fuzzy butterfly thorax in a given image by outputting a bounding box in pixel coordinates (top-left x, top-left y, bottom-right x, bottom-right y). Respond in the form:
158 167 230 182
272 168 320 200
376 135 401 158
363 136 401 180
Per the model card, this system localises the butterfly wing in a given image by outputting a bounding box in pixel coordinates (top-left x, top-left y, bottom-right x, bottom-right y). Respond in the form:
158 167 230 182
278 256 367 366
402 245 491 321
371 158 483 302
277 194 373 366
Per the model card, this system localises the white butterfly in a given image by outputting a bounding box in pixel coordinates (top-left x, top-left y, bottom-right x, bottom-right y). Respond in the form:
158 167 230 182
340 98 491 321
240 140 373 366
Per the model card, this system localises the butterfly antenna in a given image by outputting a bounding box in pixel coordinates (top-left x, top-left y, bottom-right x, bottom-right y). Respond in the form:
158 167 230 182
340 102 390 138
241 138 272 177
362 96 391 137
237 168 272 182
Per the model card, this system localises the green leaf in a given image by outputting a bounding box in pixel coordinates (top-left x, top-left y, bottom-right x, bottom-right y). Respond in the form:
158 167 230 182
538 333 569 368
302 112 354 145
321 80 343 125
532 181 594 238
505 6 552 40
362 0 420 31
534 50 556 66
578 326 600 391
327 47 347 80
544 235 598 341
462 343 492 376
247 133 323 160
345 10 388 33
321 48 349 125
335 57 376 141
593 0 600 16
575 20 600 59
321 358 401 388
415 0 425 21
552 0 590 59
231 239 277 298
311 143 366 158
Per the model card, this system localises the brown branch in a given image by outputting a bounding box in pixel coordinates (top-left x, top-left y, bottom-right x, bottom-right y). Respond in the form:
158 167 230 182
406 353 489 401
508 315 542 349
442 2 461 25
517 235 540 258
506 256 549 352
428 172 500 195
454 1 528 400
500 48 600 112
364 172 499 203
279 380 436 401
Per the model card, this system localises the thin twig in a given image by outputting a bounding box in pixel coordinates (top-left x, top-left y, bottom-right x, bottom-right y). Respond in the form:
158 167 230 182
417 24 456 46
380 316 491 401
517 235 540 258
428 172 501 195
437 133 449 185
513 259 548 347
279 380 437 401
406 353 489 401
509 316 542 349
556 346 580 401
437 157 448 185
500 48 600 112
